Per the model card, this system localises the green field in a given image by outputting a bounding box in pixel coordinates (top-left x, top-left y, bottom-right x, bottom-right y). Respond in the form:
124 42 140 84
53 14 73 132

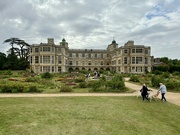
0 96 179 135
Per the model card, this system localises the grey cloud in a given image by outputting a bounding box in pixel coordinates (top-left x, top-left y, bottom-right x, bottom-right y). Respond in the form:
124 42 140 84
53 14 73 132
0 0 180 59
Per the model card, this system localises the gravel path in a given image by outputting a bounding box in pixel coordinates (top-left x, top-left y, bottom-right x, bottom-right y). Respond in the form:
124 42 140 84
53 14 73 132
0 81 179 106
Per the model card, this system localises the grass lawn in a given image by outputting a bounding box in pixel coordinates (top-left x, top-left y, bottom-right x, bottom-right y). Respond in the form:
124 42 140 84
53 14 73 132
0 96 180 135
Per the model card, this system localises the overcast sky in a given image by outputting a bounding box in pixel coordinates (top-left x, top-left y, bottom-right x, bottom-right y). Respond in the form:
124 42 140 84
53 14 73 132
0 0 180 59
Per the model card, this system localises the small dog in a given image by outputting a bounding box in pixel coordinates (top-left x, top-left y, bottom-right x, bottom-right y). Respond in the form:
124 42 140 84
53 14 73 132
136 90 142 98
148 91 159 101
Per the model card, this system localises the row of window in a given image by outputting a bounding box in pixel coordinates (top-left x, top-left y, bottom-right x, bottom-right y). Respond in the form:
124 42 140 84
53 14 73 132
34 66 62 73
131 67 146 72
31 56 110 65
129 49 148 54
123 57 148 64
122 66 148 72
32 47 149 57
111 49 149 57
69 61 110 66
33 47 59 53
69 53 108 58
69 49 148 57
34 66 147 73
32 56 61 64
31 56 148 65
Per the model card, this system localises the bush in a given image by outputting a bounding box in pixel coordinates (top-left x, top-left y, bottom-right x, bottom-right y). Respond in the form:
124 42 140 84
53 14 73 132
0 83 24 93
151 76 163 87
152 70 163 75
165 81 180 91
41 72 53 79
38 79 57 89
89 74 126 92
162 72 170 78
100 75 106 82
106 80 126 92
74 76 85 83
129 75 139 82
5 70 13 75
91 81 102 92
78 82 87 88
28 86 41 93
60 86 72 92
172 71 180 76
87 80 97 88
108 74 126 92
25 76 40 82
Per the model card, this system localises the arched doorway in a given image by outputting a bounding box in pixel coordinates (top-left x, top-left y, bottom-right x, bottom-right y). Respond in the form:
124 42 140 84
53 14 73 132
68 67 73 72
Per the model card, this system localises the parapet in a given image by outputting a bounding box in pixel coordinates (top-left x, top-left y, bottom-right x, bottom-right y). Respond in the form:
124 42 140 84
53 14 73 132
124 40 134 46
47 38 54 45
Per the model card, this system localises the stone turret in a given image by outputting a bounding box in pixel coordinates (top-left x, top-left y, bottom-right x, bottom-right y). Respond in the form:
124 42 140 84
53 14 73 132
60 38 68 48
107 39 118 51
60 38 68 72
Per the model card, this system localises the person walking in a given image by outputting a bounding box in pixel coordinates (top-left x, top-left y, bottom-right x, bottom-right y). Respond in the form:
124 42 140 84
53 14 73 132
158 83 167 102
140 84 151 102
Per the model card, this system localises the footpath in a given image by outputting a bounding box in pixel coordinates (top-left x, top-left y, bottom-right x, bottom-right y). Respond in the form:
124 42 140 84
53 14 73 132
0 81 179 106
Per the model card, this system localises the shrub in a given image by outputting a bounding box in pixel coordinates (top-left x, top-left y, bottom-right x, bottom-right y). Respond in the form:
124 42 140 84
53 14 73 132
151 76 163 87
28 86 41 93
0 84 12 93
129 75 139 82
0 83 25 93
107 74 126 92
112 74 124 82
38 79 57 88
60 86 72 92
91 81 101 92
89 74 126 92
87 80 97 88
78 82 87 88
152 70 163 75
165 81 180 91
41 72 53 79
106 80 126 92
172 71 180 76
25 76 40 82
100 75 106 82
74 76 85 83
162 72 170 78
5 70 13 75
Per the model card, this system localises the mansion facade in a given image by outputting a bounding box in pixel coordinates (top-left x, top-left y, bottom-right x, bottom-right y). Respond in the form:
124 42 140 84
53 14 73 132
30 38 153 74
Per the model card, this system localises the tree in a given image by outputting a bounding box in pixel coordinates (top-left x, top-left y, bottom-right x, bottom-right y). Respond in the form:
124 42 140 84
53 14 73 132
3 37 30 70
4 38 30 60
3 50 19 70
3 38 21 53
16 40 30 60
160 57 169 64
0 52 7 70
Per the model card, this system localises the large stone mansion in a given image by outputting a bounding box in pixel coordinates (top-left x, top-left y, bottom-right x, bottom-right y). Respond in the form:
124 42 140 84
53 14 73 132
30 38 153 74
